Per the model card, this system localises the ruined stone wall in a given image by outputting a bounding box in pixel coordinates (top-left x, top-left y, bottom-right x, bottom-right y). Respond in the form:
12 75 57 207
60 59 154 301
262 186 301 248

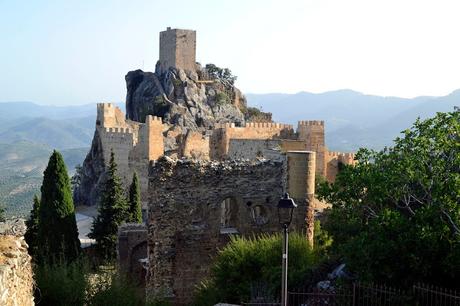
180 130 210 160
0 219 34 306
146 154 315 305
159 27 196 72
118 223 148 285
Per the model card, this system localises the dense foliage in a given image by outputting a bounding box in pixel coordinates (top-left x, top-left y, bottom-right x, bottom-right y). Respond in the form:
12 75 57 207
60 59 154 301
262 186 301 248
35 260 166 306
35 260 87 306
127 172 142 223
24 195 40 258
193 232 321 305
317 110 460 287
36 150 81 264
89 150 129 260
205 63 237 85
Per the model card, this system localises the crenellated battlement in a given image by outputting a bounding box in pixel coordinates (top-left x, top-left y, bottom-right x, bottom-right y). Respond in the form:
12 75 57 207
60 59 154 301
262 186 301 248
103 127 133 134
298 120 324 126
215 122 236 128
145 115 163 123
97 102 127 128
244 122 293 129
326 151 355 159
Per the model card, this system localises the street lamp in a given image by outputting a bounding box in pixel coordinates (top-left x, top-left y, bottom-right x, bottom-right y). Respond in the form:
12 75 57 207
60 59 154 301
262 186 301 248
277 193 297 306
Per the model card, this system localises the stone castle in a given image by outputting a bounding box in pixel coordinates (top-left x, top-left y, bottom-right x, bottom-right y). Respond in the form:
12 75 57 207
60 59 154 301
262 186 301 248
75 27 356 305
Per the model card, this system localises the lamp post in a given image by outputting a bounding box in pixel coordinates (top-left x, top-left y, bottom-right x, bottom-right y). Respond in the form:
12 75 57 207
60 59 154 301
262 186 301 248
277 193 297 306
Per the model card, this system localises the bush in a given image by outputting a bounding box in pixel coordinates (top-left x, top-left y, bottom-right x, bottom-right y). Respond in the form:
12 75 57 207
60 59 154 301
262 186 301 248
193 232 322 305
34 260 88 306
87 273 144 306
215 92 230 105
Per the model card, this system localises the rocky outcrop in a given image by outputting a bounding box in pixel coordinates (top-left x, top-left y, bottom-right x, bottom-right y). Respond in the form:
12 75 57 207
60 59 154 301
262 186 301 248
125 66 247 130
73 129 106 207
0 219 34 306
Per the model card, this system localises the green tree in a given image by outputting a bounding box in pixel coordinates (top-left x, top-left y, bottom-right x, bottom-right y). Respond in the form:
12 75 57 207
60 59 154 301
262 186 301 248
193 233 320 305
127 172 142 223
37 150 81 264
24 195 40 258
89 150 129 260
317 110 460 287
205 63 237 85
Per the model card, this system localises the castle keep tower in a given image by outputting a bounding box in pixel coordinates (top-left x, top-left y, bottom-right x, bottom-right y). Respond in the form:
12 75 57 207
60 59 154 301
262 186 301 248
159 27 196 72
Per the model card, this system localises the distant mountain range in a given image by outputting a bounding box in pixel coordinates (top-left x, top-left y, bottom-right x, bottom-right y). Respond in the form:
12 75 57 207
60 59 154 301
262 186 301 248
0 91 458 216
246 89 459 151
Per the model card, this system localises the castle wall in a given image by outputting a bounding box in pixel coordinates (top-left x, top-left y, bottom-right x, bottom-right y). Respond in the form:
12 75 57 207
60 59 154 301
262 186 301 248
325 151 356 182
180 130 210 160
212 122 295 159
95 104 165 210
97 103 128 128
159 28 196 72
286 151 316 246
297 121 326 178
227 139 283 161
146 156 314 305
144 115 164 161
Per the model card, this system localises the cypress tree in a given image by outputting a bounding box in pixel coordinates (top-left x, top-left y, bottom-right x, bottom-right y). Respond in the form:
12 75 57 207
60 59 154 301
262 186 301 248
127 172 142 223
24 195 40 258
37 150 81 264
89 150 129 260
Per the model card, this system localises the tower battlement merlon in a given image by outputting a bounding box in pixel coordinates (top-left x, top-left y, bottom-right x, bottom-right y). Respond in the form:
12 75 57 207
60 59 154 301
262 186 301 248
159 27 197 73
298 120 325 126
145 115 163 124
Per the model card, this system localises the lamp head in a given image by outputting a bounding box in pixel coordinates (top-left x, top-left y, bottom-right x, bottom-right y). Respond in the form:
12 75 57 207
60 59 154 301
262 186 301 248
277 193 297 227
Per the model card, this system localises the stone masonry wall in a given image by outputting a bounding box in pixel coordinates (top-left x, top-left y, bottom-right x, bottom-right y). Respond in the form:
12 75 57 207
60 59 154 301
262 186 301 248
0 219 34 306
212 122 295 158
118 223 148 285
227 139 310 162
180 130 210 160
325 151 356 182
159 28 196 72
297 121 326 178
146 154 315 305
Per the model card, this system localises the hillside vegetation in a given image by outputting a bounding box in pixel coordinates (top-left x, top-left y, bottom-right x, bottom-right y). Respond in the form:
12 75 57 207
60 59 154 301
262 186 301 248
0 142 87 217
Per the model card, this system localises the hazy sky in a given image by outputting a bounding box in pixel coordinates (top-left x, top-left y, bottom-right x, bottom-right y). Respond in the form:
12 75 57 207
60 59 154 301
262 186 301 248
1 0 460 105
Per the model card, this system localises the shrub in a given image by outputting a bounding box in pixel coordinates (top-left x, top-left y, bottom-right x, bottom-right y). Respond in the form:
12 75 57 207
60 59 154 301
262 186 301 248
193 232 322 305
87 273 144 306
215 92 230 105
34 260 88 306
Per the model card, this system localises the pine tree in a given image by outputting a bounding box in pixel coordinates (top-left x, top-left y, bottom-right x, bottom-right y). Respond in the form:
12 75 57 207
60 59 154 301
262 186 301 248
89 150 129 260
37 150 81 264
127 172 142 223
24 195 40 258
